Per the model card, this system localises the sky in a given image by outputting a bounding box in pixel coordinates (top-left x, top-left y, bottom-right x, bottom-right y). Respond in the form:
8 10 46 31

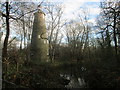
41 0 102 43
40 0 102 25
62 0 101 25
0 0 103 45
0 0 102 25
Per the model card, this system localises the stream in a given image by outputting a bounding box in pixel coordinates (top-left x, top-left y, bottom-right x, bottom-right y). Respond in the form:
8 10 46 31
59 66 87 88
60 74 86 88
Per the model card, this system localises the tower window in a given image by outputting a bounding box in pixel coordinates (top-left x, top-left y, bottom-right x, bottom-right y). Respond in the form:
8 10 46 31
43 14 45 19
44 40 46 44
38 35 40 39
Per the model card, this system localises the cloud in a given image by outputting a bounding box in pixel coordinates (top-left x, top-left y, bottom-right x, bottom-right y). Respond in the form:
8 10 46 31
89 8 101 16
61 0 101 20
88 18 96 25
62 1 84 20
45 0 101 2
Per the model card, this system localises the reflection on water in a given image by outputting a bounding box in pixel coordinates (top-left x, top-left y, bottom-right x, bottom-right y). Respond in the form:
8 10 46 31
78 78 86 87
60 74 86 88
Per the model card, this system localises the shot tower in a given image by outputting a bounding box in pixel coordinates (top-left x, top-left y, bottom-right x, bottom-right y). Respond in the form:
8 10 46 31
30 9 48 63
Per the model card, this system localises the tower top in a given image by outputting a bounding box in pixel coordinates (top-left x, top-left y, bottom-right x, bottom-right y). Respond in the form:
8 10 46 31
36 9 45 16
37 5 45 15
38 9 45 15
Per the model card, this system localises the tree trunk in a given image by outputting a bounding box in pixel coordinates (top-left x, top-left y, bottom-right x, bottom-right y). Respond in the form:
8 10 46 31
113 12 117 55
2 1 10 61
22 12 26 48
2 1 10 79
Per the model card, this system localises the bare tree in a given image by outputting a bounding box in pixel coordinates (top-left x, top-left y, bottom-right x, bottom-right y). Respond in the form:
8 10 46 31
98 1 120 64
44 2 64 62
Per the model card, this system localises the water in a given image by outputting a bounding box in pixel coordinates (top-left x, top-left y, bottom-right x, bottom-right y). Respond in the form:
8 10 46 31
60 74 86 88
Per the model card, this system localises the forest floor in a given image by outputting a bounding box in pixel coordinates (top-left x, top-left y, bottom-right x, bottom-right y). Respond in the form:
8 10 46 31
3 60 120 89
3 60 78 89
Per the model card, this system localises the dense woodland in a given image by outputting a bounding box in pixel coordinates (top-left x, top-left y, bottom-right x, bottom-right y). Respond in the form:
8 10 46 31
0 0 120 89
